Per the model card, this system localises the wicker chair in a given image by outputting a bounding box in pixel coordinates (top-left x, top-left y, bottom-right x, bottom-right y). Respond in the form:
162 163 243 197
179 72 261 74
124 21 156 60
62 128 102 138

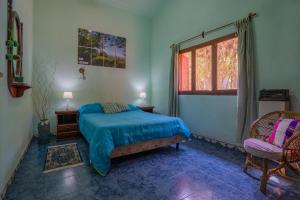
243 111 300 193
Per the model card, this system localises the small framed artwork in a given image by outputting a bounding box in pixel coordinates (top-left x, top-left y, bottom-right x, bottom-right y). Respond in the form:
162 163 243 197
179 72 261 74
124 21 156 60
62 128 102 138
78 28 126 69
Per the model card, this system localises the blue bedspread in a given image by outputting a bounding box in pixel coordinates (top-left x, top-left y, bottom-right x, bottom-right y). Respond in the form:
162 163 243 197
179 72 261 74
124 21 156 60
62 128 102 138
79 110 190 175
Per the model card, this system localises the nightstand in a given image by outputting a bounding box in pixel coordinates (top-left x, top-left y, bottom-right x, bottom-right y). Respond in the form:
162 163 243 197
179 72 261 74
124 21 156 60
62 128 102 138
137 106 155 113
55 110 80 139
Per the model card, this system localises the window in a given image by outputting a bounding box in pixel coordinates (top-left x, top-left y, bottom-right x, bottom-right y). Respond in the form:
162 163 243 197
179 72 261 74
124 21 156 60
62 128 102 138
179 52 192 91
178 33 238 95
196 46 212 91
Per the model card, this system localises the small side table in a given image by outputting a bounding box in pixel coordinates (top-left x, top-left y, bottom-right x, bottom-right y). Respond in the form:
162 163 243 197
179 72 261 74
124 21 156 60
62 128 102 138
137 106 155 113
55 110 80 139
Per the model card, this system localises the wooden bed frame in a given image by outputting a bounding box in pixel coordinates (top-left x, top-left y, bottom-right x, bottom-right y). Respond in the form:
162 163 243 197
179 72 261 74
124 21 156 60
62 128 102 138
111 135 186 158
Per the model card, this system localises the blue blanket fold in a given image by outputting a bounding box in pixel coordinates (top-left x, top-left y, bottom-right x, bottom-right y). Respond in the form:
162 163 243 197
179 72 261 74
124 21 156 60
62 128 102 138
79 110 190 175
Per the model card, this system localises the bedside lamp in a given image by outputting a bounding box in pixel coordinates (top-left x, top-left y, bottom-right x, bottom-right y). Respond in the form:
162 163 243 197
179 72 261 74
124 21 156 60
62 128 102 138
63 92 73 111
139 92 146 100
138 92 147 106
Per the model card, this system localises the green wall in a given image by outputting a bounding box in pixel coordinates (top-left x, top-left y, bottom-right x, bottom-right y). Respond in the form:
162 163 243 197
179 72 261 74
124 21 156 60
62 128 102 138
151 0 300 144
33 0 152 132
0 0 34 194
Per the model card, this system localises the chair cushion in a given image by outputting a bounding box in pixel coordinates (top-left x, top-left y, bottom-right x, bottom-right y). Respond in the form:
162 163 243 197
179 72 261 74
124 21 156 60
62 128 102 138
268 118 300 147
244 138 283 160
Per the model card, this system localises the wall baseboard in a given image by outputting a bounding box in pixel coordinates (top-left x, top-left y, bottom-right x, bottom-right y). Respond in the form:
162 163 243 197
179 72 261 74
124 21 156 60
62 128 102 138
0 135 33 200
192 133 245 152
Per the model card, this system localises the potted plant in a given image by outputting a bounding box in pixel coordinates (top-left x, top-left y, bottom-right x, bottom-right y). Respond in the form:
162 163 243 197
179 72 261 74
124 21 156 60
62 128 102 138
32 59 56 144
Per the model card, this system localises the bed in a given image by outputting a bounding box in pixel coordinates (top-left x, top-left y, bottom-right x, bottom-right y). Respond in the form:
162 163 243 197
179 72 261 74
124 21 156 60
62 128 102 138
79 103 190 175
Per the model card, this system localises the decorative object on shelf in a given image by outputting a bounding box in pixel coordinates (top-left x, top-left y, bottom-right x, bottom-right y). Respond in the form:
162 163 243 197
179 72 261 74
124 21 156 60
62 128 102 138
63 92 73 111
78 66 86 80
32 59 56 144
14 75 23 82
78 28 126 68
6 0 31 97
55 110 80 139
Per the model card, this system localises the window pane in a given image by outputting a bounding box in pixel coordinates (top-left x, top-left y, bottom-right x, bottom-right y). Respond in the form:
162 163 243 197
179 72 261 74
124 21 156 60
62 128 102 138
217 37 238 90
179 52 192 91
195 46 212 91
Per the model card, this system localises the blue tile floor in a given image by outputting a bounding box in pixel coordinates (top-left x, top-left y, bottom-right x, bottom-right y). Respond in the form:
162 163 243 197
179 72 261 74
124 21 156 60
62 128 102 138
4 136 300 200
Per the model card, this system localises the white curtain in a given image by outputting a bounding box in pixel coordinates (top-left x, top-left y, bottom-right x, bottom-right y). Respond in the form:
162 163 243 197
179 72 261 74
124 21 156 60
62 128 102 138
168 44 180 117
235 16 257 142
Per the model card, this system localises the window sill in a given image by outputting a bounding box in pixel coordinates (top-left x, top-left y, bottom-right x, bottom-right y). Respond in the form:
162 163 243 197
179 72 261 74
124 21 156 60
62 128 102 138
179 90 237 96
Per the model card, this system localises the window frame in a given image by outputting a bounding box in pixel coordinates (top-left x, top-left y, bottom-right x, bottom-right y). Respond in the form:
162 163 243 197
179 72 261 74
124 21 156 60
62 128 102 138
178 33 238 96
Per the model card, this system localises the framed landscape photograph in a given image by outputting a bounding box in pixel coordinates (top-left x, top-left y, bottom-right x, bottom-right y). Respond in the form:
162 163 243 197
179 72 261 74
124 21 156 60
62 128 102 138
78 28 126 68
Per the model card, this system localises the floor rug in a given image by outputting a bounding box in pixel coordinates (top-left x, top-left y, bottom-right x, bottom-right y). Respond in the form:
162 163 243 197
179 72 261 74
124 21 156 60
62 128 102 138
44 143 83 173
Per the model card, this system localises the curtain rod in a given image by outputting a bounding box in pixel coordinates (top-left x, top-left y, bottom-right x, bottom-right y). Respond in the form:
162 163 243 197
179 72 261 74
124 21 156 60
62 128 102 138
170 12 257 48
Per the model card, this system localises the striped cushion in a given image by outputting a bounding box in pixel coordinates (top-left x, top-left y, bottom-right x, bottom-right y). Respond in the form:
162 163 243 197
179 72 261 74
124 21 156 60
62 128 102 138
244 138 283 160
268 118 300 147
102 102 129 114
116 103 129 112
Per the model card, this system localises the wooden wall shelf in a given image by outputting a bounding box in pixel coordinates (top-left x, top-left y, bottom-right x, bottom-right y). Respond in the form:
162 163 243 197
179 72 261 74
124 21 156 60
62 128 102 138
10 82 31 97
6 0 31 98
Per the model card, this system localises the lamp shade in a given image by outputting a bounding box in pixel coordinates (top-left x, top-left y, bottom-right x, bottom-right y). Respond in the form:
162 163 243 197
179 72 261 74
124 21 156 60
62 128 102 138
139 92 146 99
63 92 73 99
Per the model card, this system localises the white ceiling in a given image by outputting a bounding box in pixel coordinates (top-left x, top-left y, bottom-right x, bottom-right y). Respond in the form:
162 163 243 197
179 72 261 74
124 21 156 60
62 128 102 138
94 0 166 18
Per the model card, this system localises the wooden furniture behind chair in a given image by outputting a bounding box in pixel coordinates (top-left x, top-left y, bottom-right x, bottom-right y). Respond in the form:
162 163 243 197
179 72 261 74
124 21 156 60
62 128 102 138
55 110 80 139
243 111 300 193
